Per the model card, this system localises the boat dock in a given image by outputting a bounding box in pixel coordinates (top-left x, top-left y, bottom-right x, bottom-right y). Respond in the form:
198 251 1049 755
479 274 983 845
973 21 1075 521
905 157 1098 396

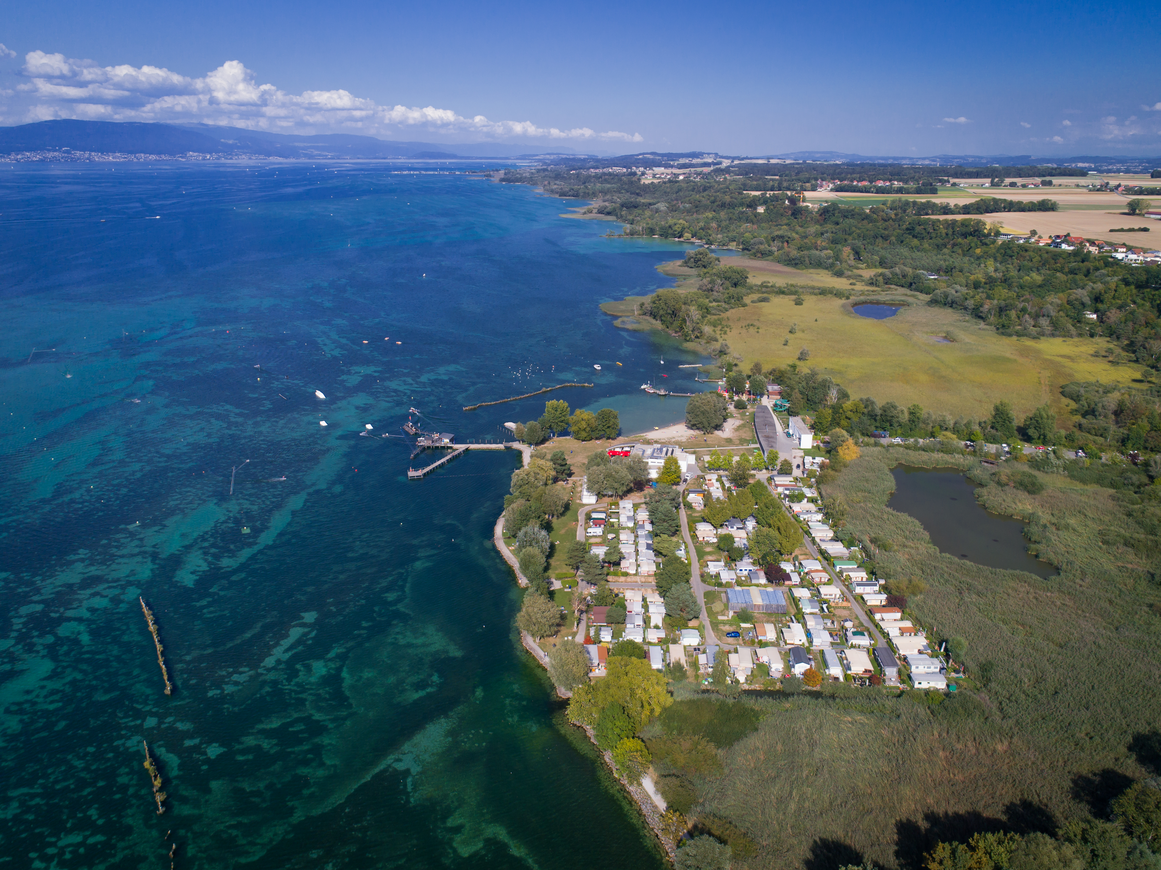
407 442 530 479
640 382 699 398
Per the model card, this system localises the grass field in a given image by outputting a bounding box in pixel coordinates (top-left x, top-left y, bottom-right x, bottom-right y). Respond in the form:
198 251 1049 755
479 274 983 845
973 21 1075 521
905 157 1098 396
720 291 1142 421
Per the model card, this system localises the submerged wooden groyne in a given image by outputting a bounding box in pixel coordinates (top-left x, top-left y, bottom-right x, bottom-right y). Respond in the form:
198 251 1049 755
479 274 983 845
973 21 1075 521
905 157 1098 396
140 597 173 695
142 741 167 815
462 382 592 412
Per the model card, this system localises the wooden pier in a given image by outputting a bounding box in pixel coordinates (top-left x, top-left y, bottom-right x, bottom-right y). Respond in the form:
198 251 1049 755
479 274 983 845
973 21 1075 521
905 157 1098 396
140 597 173 695
407 442 527 479
462 382 592 412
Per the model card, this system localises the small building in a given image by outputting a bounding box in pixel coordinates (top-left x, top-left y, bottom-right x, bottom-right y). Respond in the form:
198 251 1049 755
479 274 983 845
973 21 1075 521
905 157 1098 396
846 628 873 648
589 606 610 626
726 587 788 614
624 626 645 643
799 598 822 615
648 645 665 671
870 606 902 621
892 635 930 657
913 672 948 691
788 416 814 449
875 646 900 680
817 584 843 602
782 622 807 646
680 629 701 646
788 646 813 676
845 648 874 677
862 592 888 607
822 648 844 680
687 490 705 510
728 646 754 681
907 653 943 674
755 646 782 675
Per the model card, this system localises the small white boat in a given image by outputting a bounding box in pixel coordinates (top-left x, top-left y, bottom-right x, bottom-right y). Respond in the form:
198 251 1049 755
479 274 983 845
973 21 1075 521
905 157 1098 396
594 364 602 371
365 424 373 430
314 390 326 399
319 420 328 427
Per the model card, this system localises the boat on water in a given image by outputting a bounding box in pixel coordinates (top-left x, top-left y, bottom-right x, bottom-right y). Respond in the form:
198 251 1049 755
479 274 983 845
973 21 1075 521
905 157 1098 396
593 364 601 370
314 390 326 399
616 362 622 366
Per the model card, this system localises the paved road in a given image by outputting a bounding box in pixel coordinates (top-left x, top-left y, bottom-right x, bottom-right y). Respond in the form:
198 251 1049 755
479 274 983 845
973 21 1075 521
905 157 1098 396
770 481 885 647
678 484 723 648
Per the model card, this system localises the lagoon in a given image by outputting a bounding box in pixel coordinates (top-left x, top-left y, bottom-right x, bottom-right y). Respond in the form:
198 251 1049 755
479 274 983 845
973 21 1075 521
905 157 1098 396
887 466 1056 578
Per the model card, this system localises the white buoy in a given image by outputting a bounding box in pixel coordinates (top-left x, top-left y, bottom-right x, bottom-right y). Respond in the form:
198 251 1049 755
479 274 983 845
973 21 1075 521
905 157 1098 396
319 420 328 427
314 390 326 399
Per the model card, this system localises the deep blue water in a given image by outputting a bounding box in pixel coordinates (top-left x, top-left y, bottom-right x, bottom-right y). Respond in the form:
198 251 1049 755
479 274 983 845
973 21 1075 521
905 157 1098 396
851 304 902 320
0 162 688 869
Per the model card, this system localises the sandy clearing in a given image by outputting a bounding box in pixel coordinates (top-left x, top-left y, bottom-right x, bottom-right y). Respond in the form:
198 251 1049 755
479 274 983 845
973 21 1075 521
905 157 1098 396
632 414 748 443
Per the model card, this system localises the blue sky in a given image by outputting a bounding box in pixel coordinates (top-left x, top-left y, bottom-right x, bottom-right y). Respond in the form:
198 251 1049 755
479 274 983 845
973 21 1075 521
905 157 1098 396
2 0 1159 157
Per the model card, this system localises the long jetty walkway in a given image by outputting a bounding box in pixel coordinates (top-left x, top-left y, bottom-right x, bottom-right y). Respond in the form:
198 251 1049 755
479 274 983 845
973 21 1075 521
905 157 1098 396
407 441 531 479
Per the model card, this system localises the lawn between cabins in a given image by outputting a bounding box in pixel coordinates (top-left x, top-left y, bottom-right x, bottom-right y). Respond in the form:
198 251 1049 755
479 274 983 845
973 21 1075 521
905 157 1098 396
719 289 1140 422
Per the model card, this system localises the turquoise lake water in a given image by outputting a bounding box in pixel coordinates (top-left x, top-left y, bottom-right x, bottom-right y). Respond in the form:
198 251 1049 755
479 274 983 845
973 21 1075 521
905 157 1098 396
0 162 693 869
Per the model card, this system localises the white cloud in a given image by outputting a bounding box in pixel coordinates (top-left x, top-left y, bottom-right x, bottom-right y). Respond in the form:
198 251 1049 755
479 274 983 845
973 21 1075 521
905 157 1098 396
13 50 643 144
1062 119 1071 126
0 43 16 59
942 116 970 124
1145 102 1161 112
1020 121 1031 128
1051 135 1064 144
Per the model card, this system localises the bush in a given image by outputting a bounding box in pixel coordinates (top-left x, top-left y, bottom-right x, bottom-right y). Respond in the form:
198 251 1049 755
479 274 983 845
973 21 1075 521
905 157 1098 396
1012 470 1045 495
610 639 647 659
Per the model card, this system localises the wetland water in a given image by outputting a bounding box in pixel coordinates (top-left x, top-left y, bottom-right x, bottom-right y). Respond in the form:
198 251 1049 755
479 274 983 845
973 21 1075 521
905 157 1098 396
887 466 1057 578
852 304 903 319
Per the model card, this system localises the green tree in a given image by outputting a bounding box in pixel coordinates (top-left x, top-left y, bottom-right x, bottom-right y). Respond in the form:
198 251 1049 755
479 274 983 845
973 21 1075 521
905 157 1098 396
948 636 968 665
509 459 555 500
542 483 571 519
725 371 747 395
684 248 719 270
658 455 683 486
569 409 597 441
604 540 623 565
521 420 546 445
656 555 691 597
1007 832 1085 870
749 373 768 397
716 532 736 554
610 638 647 659
595 408 621 440
612 737 652 784
802 667 822 687
581 552 607 585
1022 404 1055 444
539 399 571 435
728 454 753 488
992 401 1018 441
1126 198 1150 216
567 657 673 730
686 392 729 434
623 455 650 488
1111 780 1161 846
517 592 561 639
587 463 633 497
778 458 793 475
547 641 591 692
594 703 635 750
592 581 615 606
748 526 781 566
710 654 732 689
664 582 699 620
676 836 731 870
518 546 547 585
564 539 589 571
516 525 551 557
549 450 573 481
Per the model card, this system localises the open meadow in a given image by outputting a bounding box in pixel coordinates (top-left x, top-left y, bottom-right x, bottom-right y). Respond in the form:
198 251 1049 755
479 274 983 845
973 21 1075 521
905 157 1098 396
720 291 1141 421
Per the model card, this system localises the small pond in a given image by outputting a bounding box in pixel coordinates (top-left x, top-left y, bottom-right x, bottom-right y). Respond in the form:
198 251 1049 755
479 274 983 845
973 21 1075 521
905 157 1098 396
853 303 904 319
887 466 1057 578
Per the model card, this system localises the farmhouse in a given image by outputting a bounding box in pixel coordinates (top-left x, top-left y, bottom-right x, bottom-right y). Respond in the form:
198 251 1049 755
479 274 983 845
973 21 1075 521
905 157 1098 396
788 647 813 676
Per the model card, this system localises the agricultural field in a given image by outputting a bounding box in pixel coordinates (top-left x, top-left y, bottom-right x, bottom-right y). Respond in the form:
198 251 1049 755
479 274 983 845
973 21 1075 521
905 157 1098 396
719 290 1142 421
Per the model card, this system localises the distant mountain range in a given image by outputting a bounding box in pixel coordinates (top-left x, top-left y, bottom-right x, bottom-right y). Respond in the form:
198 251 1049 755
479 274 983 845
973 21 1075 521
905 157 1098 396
1 121 1157 171
0 120 586 160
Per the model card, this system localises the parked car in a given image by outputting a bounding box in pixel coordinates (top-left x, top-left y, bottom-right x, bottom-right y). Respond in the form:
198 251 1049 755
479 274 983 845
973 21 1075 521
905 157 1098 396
725 631 741 638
